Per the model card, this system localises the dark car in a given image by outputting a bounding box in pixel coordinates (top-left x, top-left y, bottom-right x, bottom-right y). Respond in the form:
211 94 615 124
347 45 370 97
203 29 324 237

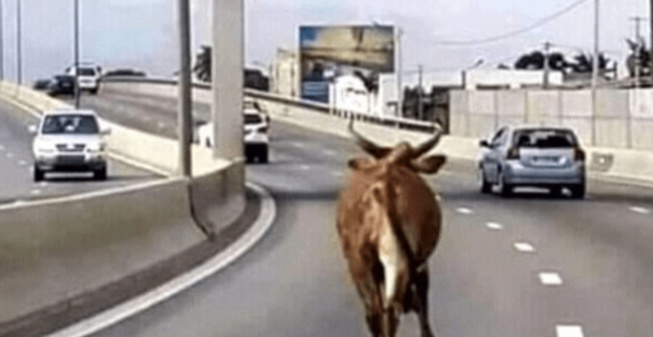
47 75 77 97
33 79 52 91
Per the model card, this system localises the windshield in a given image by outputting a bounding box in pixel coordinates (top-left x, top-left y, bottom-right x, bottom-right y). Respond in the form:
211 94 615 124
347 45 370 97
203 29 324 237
41 115 99 135
244 114 263 125
513 129 577 148
78 68 96 76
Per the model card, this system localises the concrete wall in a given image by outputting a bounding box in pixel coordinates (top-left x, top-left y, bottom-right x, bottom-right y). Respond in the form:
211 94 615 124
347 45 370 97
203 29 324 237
0 82 247 323
450 88 653 151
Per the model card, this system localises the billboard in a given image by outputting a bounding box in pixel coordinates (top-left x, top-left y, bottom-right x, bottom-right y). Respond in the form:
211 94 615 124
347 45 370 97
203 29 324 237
299 25 395 102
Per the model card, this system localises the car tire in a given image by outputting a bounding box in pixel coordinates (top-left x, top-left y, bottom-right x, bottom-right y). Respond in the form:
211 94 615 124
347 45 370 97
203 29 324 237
497 171 513 197
90 88 99 95
570 183 585 199
259 148 269 164
479 167 491 194
33 165 45 182
94 166 107 181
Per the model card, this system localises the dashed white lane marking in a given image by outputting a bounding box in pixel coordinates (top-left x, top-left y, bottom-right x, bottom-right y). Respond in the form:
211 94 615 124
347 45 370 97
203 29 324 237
299 164 310 171
513 242 536 253
30 189 42 196
157 122 166 129
292 142 306 148
38 181 48 187
486 222 504 230
142 117 151 122
330 170 344 177
0 145 4 151
456 207 473 215
18 160 28 166
539 272 563 286
6 152 14 158
556 325 585 337
629 206 650 215
323 149 337 156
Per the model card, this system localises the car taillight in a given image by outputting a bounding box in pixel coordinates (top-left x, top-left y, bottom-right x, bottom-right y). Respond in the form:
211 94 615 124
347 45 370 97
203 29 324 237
574 147 586 162
507 147 520 160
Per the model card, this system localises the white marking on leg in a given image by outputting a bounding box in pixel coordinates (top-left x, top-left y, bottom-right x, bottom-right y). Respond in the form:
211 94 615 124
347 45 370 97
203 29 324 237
556 325 584 337
513 242 536 253
378 232 400 308
486 222 504 230
539 272 563 286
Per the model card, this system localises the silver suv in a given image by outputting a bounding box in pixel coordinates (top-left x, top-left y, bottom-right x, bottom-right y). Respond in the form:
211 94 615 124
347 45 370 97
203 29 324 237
478 126 586 198
30 110 110 181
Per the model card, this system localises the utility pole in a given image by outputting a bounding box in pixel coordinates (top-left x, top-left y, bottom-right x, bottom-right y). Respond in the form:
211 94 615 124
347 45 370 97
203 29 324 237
417 64 424 120
177 0 192 177
630 16 646 88
543 41 551 89
73 0 80 108
0 0 4 82
591 0 600 146
15 0 21 86
396 27 403 118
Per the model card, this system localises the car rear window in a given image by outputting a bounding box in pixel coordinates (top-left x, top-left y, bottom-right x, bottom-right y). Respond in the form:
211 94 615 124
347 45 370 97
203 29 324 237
513 129 577 148
41 115 99 135
244 114 263 125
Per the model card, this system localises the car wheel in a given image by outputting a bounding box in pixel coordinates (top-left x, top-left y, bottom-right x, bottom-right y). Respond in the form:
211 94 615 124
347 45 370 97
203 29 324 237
479 167 491 194
570 183 585 199
497 171 513 197
94 166 107 181
259 148 269 164
33 165 45 182
90 88 99 95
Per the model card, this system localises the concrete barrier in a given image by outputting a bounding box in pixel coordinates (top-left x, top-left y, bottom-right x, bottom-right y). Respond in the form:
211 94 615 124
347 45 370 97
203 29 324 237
0 82 247 328
102 80 653 186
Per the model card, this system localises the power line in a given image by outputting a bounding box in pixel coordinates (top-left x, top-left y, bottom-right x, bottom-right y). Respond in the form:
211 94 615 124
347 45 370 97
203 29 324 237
434 0 590 46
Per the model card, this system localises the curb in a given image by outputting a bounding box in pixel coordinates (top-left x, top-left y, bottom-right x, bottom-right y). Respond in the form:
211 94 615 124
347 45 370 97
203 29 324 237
42 182 276 337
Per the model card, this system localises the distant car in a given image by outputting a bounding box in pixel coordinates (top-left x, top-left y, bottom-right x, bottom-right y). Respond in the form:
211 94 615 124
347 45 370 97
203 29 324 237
244 98 270 124
30 110 110 181
46 75 77 97
67 65 101 94
102 69 147 78
197 110 269 163
33 79 52 91
477 126 586 198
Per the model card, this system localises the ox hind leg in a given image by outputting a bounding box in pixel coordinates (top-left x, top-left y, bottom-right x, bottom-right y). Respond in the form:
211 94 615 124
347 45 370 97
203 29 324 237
410 267 435 337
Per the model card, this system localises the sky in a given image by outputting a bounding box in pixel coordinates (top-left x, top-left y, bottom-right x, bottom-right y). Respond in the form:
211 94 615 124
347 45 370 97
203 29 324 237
0 0 649 82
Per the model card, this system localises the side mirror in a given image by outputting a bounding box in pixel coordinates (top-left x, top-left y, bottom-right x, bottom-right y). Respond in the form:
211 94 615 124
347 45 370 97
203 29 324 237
28 125 38 135
100 127 112 136
479 140 490 148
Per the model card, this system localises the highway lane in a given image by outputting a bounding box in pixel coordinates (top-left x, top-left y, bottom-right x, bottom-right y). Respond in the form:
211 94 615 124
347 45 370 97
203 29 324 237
0 100 156 205
76 90 653 337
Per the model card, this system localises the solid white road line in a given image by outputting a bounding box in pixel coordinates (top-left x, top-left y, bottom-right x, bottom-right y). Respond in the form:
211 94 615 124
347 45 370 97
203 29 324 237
44 182 277 337
629 206 650 215
556 325 585 337
456 207 473 215
486 222 504 230
513 242 536 253
539 272 563 286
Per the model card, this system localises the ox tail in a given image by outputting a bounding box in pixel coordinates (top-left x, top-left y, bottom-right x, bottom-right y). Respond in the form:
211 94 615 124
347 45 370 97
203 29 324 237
366 182 418 311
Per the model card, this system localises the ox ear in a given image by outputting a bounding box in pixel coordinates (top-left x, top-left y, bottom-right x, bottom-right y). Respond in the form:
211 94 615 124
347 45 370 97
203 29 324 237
411 155 446 174
348 158 376 171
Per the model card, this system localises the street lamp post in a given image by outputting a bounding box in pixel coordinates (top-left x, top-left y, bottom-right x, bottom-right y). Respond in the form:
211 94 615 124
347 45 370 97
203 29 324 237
461 59 484 90
591 0 600 146
16 0 21 86
177 0 192 177
0 0 4 82
73 0 80 108
395 27 403 118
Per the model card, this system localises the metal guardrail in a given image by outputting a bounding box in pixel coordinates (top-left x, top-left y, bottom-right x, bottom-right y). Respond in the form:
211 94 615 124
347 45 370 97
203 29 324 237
101 76 438 134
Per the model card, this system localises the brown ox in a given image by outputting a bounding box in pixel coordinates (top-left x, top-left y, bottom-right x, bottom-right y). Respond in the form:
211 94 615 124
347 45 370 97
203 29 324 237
337 120 445 337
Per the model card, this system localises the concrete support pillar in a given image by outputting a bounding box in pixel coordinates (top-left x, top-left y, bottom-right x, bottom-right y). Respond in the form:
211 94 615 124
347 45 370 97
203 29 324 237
212 0 244 160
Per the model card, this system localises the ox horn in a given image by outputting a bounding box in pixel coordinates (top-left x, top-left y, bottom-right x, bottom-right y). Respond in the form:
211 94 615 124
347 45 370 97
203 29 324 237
348 118 390 158
412 123 443 158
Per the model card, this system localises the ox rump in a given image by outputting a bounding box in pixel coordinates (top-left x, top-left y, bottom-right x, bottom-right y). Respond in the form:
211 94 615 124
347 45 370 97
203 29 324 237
337 119 445 337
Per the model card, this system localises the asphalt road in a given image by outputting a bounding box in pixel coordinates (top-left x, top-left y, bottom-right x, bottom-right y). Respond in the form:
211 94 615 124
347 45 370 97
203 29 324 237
0 100 155 205
75 89 653 337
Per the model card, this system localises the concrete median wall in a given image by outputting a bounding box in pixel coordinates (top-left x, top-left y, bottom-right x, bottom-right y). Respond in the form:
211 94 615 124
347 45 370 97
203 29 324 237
0 82 246 326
